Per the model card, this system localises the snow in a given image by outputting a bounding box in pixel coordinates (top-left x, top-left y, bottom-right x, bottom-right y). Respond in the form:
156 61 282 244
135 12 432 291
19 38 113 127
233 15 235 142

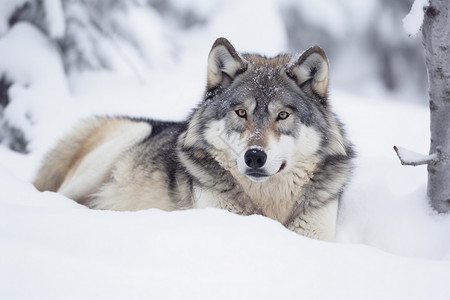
394 146 437 166
43 0 65 38
403 0 430 37
1 167 449 300
0 0 29 36
1 1 450 299
207 0 287 56
329 91 450 260
0 22 69 153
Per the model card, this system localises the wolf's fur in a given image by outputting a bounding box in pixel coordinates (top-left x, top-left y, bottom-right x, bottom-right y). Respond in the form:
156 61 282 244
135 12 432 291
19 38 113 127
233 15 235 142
34 38 354 241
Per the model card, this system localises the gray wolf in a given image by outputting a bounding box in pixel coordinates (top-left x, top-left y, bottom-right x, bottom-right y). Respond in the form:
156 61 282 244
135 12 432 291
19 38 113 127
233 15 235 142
34 38 354 241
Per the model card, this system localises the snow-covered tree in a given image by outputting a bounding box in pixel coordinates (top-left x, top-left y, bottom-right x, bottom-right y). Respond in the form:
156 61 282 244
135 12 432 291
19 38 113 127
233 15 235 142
0 0 182 152
396 0 450 213
422 0 450 213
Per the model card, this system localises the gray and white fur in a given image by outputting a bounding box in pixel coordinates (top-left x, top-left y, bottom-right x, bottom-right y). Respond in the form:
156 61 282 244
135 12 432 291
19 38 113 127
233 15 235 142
34 38 354 241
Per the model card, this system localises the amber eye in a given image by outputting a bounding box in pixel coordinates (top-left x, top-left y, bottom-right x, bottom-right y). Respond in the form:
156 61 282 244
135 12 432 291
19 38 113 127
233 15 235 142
235 109 247 119
277 111 290 120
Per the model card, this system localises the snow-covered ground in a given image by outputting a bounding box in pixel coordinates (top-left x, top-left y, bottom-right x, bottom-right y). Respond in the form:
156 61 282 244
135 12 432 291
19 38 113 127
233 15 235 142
1 1 450 299
1 165 449 300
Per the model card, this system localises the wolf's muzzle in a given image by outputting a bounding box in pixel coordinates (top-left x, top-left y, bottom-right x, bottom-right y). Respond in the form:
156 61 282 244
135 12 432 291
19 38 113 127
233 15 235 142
244 148 267 169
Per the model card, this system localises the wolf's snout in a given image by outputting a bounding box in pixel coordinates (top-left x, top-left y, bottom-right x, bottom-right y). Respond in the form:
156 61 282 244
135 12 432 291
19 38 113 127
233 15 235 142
244 149 267 169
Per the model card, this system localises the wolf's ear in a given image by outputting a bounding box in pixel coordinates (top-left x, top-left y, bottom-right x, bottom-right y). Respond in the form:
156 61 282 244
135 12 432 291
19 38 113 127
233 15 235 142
287 46 329 101
207 38 247 90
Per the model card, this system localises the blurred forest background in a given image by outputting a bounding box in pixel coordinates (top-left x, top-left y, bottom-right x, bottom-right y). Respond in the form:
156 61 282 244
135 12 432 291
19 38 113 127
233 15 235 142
0 0 427 153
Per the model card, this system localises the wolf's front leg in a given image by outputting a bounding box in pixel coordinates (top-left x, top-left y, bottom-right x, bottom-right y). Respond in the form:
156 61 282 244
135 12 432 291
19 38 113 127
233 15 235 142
285 200 338 242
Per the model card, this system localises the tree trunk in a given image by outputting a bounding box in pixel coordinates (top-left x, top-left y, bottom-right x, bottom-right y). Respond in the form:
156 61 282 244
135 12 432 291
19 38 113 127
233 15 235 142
422 0 450 213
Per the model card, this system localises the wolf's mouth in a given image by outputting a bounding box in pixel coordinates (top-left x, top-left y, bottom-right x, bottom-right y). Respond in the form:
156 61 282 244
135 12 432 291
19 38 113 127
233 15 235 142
246 172 269 178
245 161 287 182
245 173 270 182
277 161 287 173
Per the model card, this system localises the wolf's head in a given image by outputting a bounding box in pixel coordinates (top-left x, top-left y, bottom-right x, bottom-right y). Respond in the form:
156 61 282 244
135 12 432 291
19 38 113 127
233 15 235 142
184 38 349 183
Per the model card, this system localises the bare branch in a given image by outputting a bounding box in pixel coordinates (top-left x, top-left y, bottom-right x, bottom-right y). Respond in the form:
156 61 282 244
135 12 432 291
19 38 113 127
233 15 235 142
393 146 439 166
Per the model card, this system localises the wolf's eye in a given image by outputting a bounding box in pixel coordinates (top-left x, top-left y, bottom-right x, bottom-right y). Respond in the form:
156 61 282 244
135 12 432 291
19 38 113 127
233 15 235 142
277 111 290 120
235 109 247 119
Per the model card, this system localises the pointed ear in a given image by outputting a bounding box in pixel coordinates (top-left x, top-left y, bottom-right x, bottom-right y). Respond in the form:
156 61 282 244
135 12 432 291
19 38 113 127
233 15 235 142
287 46 329 101
207 38 247 90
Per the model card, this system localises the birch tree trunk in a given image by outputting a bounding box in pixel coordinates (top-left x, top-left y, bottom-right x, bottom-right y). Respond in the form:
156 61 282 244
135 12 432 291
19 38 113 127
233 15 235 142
422 0 450 213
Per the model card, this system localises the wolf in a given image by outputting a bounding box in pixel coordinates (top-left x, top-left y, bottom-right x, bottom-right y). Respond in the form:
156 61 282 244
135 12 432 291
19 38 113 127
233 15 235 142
34 37 354 241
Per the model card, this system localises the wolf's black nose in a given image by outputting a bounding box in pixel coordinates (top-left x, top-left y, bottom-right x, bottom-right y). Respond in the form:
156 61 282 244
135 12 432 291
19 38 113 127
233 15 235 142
244 149 267 169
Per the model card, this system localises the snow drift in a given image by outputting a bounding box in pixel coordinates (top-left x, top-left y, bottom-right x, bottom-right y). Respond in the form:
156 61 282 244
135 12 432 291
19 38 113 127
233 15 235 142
1 167 449 300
